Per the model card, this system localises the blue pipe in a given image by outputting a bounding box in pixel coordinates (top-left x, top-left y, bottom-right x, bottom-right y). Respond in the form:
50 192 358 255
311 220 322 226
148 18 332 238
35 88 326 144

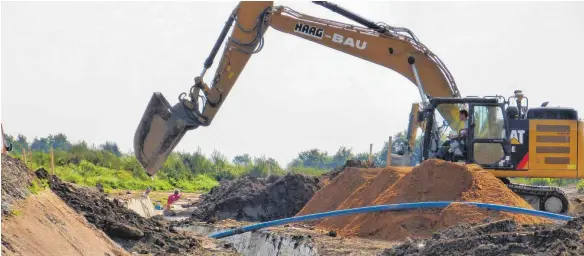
208 201 573 239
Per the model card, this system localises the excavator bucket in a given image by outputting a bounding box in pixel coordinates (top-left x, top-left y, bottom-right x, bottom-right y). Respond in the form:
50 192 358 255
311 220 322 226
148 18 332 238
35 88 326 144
134 92 199 176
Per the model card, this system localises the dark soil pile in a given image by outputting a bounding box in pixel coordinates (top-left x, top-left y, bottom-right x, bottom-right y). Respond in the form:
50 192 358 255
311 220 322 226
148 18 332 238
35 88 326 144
383 216 584 256
191 173 320 222
1 155 36 215
36 168 203 255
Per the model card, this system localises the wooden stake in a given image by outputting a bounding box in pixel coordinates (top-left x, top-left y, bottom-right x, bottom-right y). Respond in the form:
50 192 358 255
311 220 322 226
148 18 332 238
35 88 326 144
386 136 393 167
50 147 55 175
22 148 27 165
368 143 373 163
29 149 33 169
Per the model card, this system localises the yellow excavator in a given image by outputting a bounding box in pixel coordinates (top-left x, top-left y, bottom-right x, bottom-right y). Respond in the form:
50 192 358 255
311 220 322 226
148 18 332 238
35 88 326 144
134 1 583 214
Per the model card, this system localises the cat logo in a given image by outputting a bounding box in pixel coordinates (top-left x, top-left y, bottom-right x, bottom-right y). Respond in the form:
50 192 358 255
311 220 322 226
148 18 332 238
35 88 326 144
510 129 525 145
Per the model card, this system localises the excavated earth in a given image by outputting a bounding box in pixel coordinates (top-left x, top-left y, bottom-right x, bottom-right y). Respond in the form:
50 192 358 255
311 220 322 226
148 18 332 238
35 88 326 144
1 155 236 256
41 169 235 255
297 159 550 241
191 173 320 222
383 216 584 256
1 155 129 256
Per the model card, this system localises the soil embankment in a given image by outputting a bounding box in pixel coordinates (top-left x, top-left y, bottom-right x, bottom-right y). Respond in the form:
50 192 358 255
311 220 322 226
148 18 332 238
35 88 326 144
191 173 320 222
1 155 236 256
45 170 219 255
1 155 129 256
298 159 549 241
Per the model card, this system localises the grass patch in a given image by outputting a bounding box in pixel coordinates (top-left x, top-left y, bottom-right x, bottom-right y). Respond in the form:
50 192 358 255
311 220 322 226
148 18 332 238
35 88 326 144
10 209 22 216
288 166 329 176
513 178 580 187
52 161 219 193
28 179 48 195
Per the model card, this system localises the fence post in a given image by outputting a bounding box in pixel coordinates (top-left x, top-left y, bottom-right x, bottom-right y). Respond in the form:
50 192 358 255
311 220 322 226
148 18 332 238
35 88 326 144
50 146 55 175
29 149 33 169
386 136 393 167
22 148 27 166
368 143 373 163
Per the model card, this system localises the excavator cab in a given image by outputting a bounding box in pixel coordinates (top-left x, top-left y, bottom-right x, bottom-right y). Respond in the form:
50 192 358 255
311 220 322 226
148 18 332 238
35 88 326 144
420 96 513 168
134 92 202 176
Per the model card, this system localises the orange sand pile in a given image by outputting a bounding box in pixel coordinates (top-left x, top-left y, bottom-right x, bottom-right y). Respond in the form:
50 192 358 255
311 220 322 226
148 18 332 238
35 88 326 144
298 159 549 241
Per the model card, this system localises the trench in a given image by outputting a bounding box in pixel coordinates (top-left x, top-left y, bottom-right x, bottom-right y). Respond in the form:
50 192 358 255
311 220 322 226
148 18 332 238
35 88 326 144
177 224 318 256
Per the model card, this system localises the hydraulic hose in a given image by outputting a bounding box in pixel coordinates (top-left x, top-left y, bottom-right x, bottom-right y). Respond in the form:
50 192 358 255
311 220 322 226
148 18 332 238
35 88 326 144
208 201 573 239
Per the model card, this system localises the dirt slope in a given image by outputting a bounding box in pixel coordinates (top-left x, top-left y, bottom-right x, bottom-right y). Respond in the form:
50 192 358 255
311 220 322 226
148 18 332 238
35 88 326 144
1 190 129 256
298 159 549 241
1 155 128 256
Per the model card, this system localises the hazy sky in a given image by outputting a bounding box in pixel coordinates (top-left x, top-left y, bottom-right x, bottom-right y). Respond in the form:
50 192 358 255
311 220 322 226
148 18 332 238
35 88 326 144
2 1 583 166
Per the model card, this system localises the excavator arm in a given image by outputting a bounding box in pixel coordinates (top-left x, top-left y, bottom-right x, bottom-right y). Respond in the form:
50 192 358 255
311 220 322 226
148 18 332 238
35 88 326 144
135 1 463 175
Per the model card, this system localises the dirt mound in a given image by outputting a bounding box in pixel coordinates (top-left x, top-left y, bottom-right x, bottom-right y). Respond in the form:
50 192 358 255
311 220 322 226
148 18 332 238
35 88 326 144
1 155 36 215
318 160 376 187
45 174 204 255
384 216 584 256
298 159 548 241
191 173 320 222
1 156 130 256
2 190 130 256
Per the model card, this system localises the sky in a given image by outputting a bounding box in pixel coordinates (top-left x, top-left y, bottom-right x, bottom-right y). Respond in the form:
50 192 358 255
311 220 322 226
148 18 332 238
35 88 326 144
2 1 584 166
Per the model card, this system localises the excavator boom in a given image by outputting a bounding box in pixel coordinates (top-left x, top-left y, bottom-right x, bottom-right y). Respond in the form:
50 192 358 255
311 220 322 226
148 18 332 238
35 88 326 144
135 1 462 176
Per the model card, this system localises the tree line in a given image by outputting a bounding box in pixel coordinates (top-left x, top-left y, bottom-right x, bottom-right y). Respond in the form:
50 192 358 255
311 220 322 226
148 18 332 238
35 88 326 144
4 131 420 181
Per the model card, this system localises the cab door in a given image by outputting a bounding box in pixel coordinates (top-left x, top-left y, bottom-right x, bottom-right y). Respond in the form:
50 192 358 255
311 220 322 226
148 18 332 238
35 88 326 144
468 103 512 168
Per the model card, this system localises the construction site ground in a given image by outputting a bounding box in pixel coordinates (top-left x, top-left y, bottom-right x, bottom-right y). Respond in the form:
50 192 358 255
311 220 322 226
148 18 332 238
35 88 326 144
3 155 584 255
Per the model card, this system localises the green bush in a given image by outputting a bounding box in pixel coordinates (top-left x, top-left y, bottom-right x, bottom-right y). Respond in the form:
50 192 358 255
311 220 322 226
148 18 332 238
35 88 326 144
5 131 405 193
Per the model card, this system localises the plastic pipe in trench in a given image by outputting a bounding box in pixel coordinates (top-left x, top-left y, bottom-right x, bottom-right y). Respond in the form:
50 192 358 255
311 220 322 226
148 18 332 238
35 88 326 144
208 201 573 239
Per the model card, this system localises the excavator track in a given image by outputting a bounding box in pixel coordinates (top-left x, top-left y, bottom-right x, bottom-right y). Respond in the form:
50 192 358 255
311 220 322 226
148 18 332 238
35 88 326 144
500 178 569 214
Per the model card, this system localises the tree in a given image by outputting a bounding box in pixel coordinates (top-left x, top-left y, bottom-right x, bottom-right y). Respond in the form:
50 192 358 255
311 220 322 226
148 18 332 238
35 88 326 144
233 154 252 166
4 134 28 154
30 137 50 152
211 150 228 170
292 148 330 169
331 146 354 167
50 133 71 151
100 141 121 156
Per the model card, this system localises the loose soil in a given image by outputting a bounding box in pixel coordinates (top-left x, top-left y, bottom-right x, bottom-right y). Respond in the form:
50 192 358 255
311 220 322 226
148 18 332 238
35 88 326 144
1 155 129 256
1 155 36 215
41 169 215 255
191 173 320 222
298 159 549 241
318 159 376 187
1 190 130 256
383 216 584 256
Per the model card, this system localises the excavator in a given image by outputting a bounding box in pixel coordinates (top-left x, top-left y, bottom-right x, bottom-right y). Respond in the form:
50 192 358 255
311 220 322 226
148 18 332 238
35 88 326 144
133 1 583 214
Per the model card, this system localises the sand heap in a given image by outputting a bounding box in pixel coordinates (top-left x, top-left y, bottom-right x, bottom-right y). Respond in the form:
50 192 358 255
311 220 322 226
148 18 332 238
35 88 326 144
297 159 548 241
